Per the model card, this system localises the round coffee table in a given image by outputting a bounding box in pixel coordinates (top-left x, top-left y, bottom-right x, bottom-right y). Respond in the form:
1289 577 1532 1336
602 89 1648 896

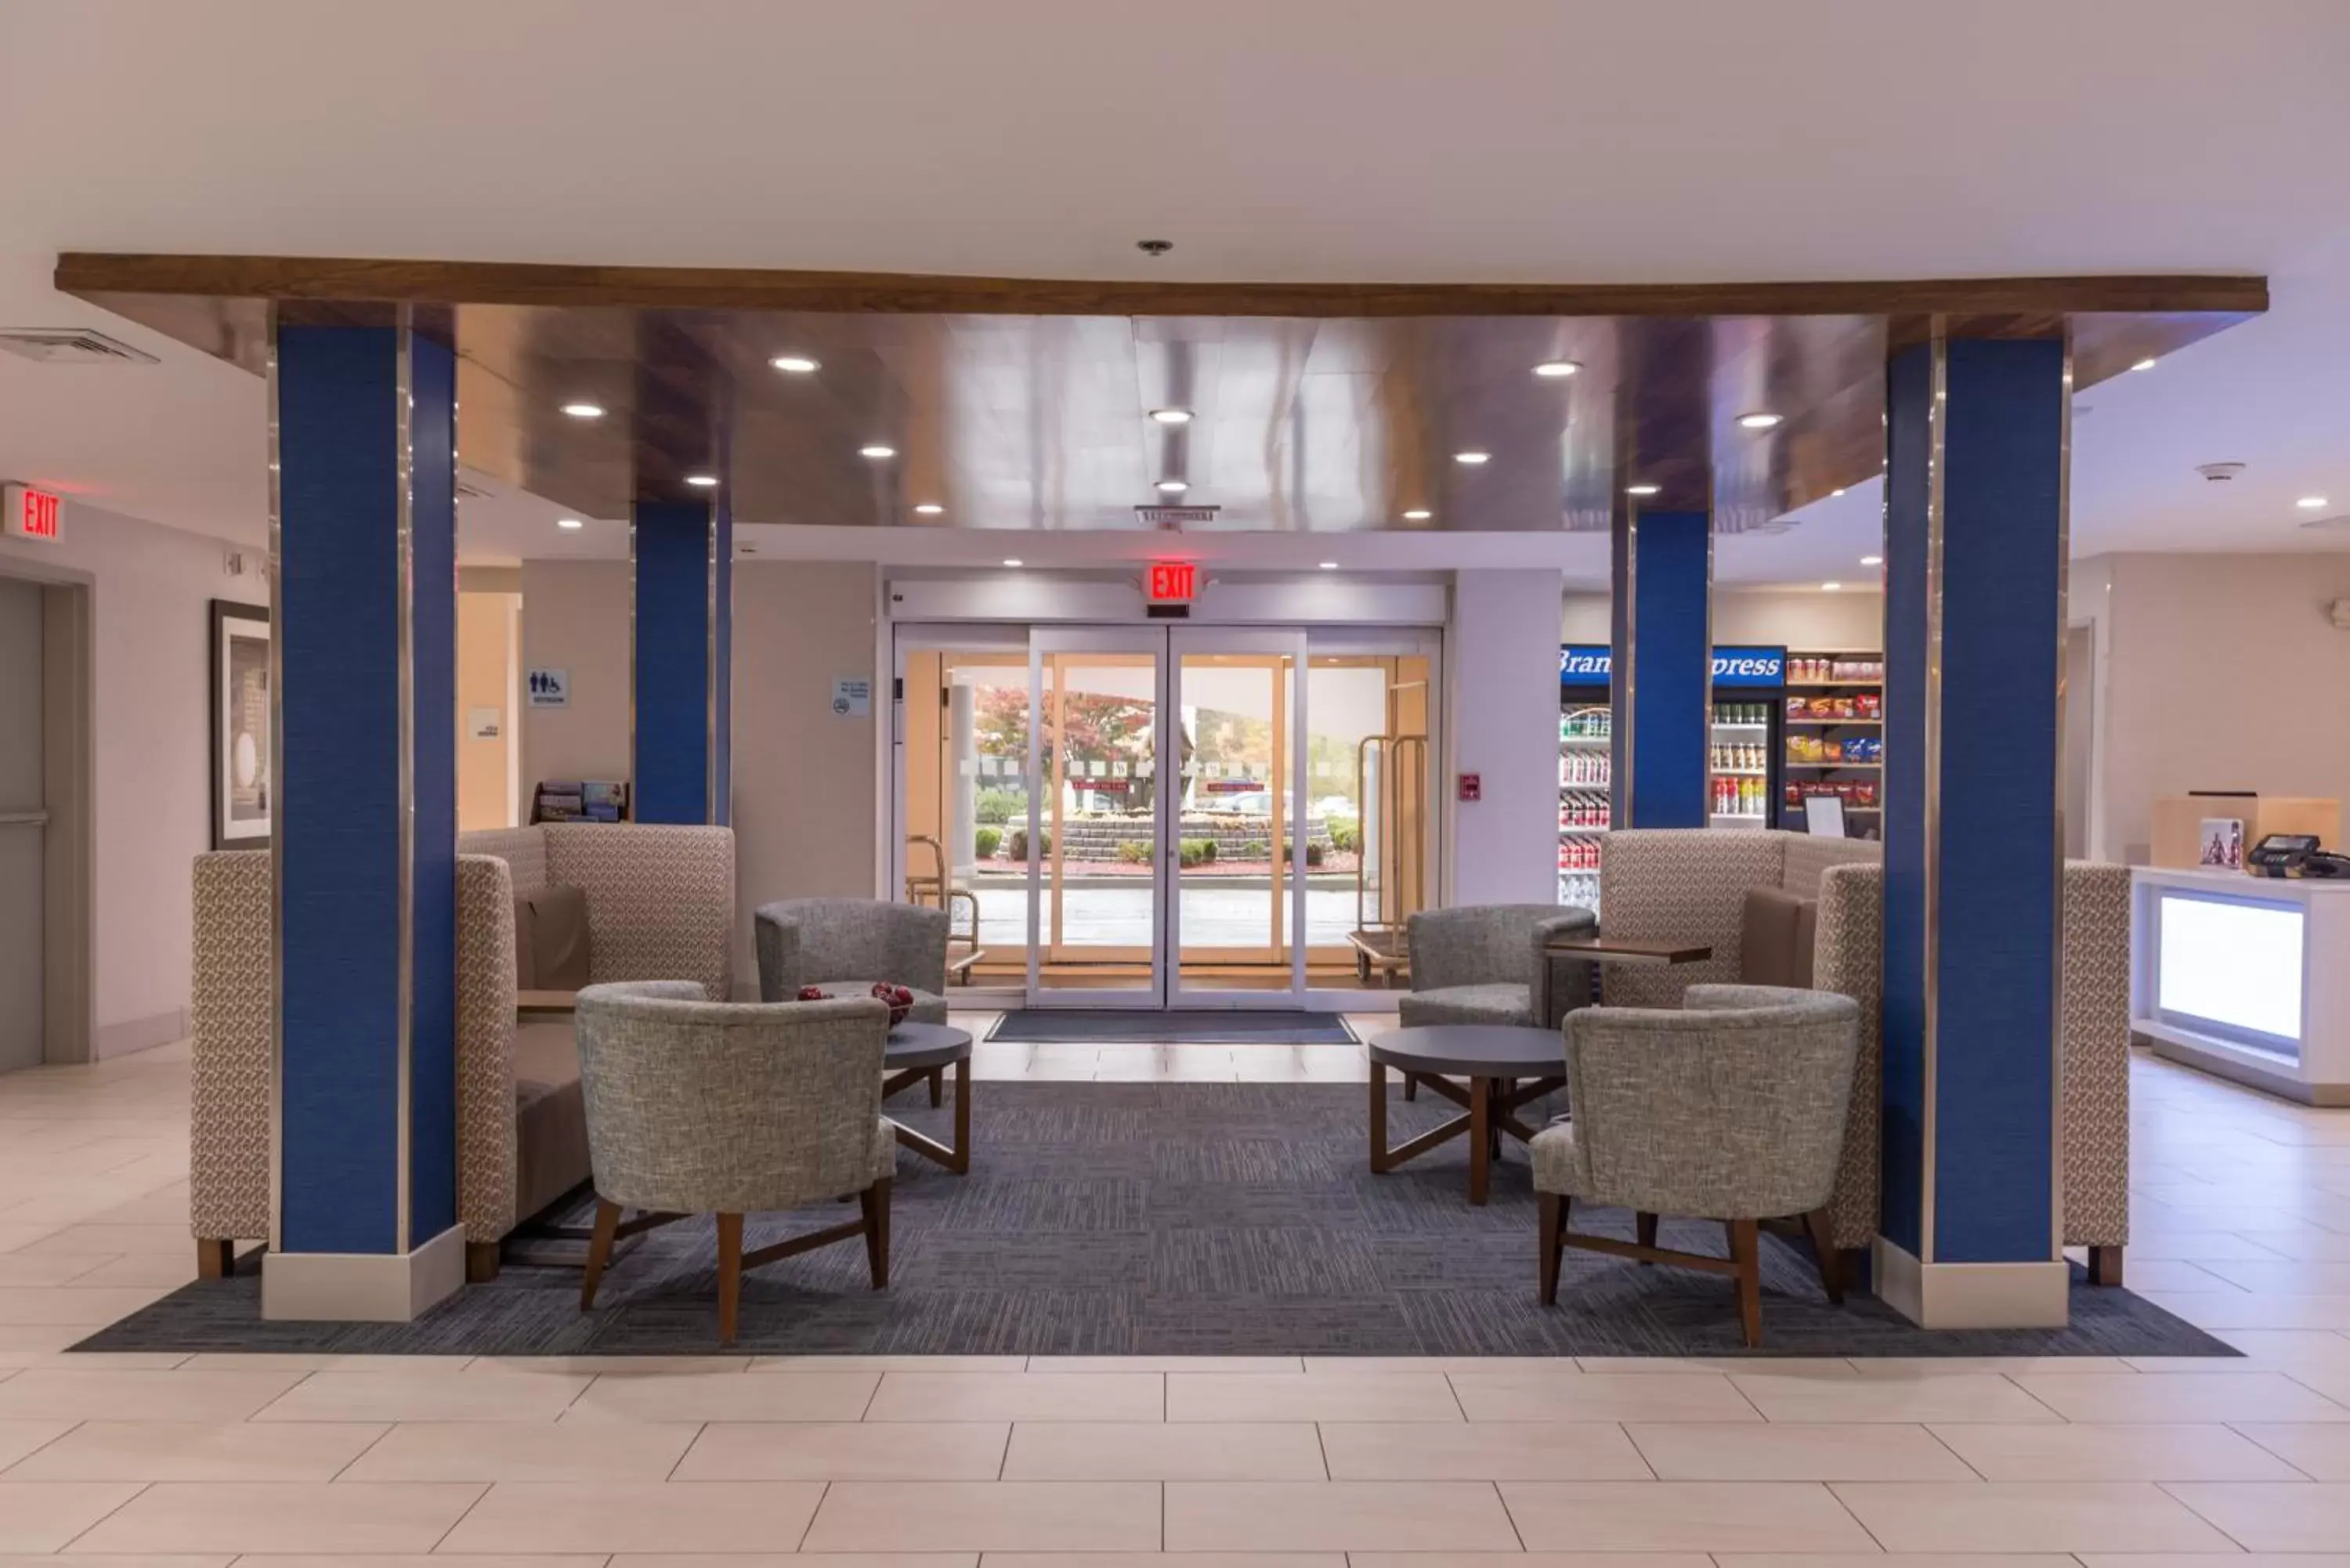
1367 1024 1567 1205
884 1022 973 1174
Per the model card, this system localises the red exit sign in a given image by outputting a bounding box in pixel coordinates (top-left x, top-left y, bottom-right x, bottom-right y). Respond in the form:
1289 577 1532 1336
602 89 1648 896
3 485 60 542
1146 560 1198 604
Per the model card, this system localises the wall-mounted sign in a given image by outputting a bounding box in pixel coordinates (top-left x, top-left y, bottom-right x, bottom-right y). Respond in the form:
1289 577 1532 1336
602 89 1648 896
526 667 570 708
1145 560 1198 604
1560 644 1787 689
831 676 872 717
1458 772 1483 803
467 706 503 740
1710 645 1787 688
2 484 61 541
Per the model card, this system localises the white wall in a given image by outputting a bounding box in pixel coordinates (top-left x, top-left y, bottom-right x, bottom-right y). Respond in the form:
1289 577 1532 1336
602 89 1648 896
2087 552 2350 864
1451 569 1567 905
0 501 259 1056
1562 587 1886 649
519 558 884 992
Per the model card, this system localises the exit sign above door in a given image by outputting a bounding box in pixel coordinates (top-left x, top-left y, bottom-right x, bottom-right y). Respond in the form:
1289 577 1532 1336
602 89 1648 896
1145 560 1198 604
2 485 60 542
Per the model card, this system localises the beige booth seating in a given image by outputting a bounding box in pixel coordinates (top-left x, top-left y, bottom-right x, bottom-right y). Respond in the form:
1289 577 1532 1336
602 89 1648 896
1598 829 2131 1281
188 824 736 1283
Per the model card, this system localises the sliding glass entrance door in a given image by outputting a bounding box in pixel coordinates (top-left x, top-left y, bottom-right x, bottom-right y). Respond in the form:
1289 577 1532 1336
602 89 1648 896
1170 630 1307 1005
1027 630 1166 1006
894 620 1437 1009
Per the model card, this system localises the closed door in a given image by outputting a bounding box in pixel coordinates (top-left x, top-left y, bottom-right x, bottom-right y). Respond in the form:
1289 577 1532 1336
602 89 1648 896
0 577 43 1071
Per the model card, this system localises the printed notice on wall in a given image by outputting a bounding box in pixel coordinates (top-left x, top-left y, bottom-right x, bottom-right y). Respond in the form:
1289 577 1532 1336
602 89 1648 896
831 677 872 717
527 667 570 709
467 706 503 739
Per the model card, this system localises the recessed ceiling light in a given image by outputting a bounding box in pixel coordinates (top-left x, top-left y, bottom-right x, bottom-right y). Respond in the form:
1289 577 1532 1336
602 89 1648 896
1737 412 1782 430
1402 508 1433 521
2298 496 2330 509
1831 487 1847 497
1532 359 1582 379
1318 561 1340 570
913 502 945 515
555 517 584 530
859 444 897 460
2131 356 2158 372
1003 558 1024 568
685 474 719 488
1454 450 1491 465
1625 483 1661 497
771 355 819 374
1860 555 1882 566
1155 479 1190 494
560 402 605 419
1820 581 1843 592
1149 408 1194 425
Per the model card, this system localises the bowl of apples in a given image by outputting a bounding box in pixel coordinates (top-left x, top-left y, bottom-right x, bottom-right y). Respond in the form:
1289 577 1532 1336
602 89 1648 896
799 982 915 1028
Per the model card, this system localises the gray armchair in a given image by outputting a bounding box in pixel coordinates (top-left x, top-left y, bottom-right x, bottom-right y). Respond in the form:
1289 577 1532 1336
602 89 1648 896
573 981 898 1345
1531 983 1860 1346
756 898 951 1023
1400 903 1597 1030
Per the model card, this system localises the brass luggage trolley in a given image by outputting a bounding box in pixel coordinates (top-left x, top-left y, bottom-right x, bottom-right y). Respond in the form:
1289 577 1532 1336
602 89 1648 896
903 834 987 985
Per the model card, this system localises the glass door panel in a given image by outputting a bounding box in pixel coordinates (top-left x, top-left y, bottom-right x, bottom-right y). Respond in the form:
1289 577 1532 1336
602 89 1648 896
1306 642 1436 993
896 635 1033 992
1171 633 1304 1003
1029 630 1164 1006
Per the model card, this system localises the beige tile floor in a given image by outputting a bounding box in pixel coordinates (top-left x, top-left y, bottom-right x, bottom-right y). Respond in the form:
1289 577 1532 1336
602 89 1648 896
11 1028 2350 1562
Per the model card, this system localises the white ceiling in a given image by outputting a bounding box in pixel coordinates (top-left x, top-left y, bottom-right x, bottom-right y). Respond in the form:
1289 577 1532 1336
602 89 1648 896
2 0 2345 580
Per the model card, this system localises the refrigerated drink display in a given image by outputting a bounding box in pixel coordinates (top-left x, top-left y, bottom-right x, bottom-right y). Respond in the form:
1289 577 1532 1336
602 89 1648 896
1781 648 1884 838
1557 662 1612 910
1706 646 1786 830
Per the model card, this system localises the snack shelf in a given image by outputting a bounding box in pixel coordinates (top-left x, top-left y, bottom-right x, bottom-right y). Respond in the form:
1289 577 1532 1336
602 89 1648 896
1786 718 1882 728
1784 761 1882 771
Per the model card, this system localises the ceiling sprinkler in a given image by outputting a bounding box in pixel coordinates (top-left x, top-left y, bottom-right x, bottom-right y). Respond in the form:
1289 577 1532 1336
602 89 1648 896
1136 239 1173 258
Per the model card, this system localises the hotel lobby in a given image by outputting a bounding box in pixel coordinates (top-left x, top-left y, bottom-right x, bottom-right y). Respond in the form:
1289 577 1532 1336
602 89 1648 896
7 0 2350 1559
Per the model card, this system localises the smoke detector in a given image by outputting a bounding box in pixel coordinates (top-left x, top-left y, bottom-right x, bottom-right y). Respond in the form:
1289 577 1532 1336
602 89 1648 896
0 328 159 366
2196 461 2247 483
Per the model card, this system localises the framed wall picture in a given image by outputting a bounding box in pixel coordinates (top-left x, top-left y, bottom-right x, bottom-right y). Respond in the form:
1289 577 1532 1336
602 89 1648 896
209 600 272 849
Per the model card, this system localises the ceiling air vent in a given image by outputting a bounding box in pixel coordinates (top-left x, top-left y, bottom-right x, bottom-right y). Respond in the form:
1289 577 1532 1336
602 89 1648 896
0 329 160 366
1135 504 1220 528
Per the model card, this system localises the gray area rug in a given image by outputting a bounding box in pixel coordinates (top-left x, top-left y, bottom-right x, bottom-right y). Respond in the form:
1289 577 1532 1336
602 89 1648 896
78 1082 2230 1359
987 1010 1358 1045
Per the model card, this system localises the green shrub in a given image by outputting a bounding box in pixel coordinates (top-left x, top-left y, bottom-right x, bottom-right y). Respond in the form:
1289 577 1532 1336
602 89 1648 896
1329 817 1361 854
1178 838 1216 868
1239 839 1267 860
975 787 1025 825
1007 827 1050 861
1117 840 1152 865
972 826 1003 860
1282 840 1328 869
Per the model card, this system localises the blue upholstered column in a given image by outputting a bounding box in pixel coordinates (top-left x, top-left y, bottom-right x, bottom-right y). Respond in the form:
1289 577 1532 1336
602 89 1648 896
268 310 461 1318
1611 508 1710 827
631 500 732 825
1879 332 2069 1328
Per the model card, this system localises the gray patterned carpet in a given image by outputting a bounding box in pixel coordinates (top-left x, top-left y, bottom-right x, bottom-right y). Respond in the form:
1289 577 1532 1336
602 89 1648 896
78 1082 2230 1359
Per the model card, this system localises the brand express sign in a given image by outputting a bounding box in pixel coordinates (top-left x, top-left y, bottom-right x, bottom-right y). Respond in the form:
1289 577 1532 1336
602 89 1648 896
1560 644 1785 689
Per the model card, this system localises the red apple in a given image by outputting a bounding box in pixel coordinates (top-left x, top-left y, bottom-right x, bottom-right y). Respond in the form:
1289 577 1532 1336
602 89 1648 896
797 985 826 1002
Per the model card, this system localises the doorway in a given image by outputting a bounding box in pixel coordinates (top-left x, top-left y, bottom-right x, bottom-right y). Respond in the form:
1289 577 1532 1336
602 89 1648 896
895 623 1435 1008
0 576 43 1070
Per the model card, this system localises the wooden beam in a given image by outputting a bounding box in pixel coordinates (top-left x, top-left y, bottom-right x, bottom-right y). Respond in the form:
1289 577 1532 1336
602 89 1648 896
54 252 2269 320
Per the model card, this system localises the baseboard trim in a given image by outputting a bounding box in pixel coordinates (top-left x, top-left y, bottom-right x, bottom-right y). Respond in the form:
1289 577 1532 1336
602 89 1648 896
1874 1237 2070 1329
92 1007 188 1060
262 1224 466 1322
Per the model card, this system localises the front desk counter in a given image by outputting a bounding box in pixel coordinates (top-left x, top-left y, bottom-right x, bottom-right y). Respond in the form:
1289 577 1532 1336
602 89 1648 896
2132 865 2350 1104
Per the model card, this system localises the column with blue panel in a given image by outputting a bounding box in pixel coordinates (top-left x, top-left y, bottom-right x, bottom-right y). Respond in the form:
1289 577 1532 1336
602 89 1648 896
1879 331 2069 1327
631 500 732 824
267 308 461 1320
1610 508 1710 827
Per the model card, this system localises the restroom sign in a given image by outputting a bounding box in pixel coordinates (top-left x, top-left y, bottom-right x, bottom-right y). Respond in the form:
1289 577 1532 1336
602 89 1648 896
3 485 61 541
526 667 570 708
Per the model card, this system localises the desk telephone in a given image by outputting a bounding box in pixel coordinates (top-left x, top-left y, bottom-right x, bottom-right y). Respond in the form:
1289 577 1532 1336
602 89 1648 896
2248 833 2350 879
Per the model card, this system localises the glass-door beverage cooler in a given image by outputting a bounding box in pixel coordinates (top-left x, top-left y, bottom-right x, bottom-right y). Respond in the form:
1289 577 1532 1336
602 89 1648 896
1557 645 1614 912
1707 645 1786 831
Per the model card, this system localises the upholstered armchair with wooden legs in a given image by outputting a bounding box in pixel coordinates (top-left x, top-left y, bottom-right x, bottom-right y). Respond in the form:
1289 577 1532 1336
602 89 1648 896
1531 984 1860 1347
573 982 898 1346
1400 903 1597 1029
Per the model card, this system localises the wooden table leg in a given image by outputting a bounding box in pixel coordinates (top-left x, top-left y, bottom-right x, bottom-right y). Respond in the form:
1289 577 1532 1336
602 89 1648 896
1368 1059 1389 1173
888 1053 973 1174
1470 1075 1491 1205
